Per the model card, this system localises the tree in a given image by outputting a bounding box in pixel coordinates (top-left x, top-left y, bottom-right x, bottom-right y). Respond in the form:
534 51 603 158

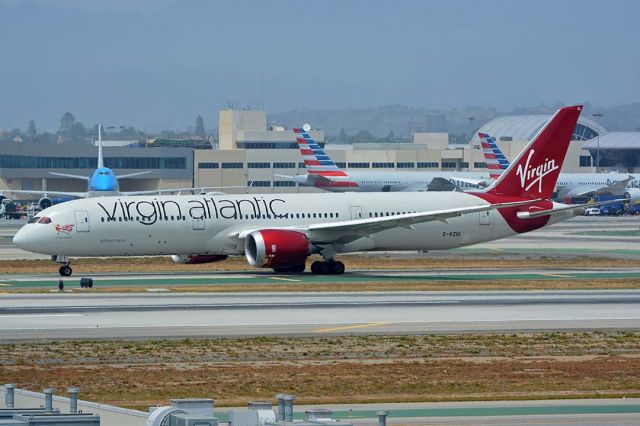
194 115 206 139
338 127 347 142
68 122 87 144
59 112 75 133
27 120 37 139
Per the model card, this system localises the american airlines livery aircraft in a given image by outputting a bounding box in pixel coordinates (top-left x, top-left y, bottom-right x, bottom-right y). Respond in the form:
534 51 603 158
14 105 606 277
288 129 493 191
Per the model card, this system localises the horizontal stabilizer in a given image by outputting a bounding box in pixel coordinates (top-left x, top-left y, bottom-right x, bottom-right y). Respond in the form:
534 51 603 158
517 198 628 219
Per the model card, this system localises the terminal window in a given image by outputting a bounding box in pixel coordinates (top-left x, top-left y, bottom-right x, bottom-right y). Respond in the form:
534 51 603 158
441 161 457 169
248 180 271 187
348 162 370 168
396 162 415 168
198 162 219 169
221 162 244 169
372 162 394 168
417 162 439 168
474 162 487 169
579 156 592 167
248 162 271 168
0 154 186 169
274 181 296 187
336 162 347 168
273 162 296 169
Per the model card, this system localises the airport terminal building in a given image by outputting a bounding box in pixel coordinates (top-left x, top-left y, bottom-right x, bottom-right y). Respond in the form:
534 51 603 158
1 109 639 198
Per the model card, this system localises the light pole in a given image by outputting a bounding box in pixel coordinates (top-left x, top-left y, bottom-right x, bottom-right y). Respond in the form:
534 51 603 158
468 116 475 143
592 113 603 172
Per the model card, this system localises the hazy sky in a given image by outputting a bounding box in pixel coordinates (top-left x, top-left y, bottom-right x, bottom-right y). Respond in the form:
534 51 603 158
0 0 638 131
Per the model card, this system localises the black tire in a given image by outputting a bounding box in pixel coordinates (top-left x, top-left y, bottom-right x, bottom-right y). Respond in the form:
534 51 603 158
290 263 306 273
317 262 330 275
331 261 345 275
311 261 323 274
59 265 72 277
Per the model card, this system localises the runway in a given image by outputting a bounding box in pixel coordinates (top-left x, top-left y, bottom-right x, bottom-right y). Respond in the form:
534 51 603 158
2 266 640 289
1 290 639 340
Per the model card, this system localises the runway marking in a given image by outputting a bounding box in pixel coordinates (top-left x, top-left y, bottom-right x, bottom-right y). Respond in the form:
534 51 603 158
269 277 302 282
0 314 84 318
0 283 11 287
313 322 393 333
541 273 573 278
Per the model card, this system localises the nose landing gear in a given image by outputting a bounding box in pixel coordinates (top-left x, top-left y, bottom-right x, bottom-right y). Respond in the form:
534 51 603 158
59 264 72 277
53 255 72 276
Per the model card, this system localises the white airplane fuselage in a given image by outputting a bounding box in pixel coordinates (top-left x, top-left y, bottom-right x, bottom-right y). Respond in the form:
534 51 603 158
14 192 571 258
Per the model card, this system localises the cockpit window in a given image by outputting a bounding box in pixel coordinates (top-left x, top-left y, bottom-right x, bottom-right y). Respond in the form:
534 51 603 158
28 216 39 224
37 216 51 224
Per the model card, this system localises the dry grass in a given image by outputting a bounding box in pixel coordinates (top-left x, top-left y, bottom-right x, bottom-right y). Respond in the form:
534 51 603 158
1 255 639 275
2 333 639 409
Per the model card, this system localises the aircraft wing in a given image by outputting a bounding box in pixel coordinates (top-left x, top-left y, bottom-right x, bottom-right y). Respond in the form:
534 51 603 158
563 176 635 198
517 198 627 219
234 198 539 245
0 189 86 198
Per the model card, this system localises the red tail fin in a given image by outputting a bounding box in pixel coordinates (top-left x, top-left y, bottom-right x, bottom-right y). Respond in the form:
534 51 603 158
483 105 582 199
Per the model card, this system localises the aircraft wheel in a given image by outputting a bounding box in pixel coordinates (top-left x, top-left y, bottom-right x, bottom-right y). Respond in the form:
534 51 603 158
290 263 306 273
310 261 322 274
331 261 345 275
59 265 72 277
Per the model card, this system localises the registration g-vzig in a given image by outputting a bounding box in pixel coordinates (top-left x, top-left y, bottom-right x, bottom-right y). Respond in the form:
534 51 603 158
14 105 612 277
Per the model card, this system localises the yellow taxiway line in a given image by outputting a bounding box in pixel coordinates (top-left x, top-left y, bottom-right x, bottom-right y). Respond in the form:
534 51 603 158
269 277 302 282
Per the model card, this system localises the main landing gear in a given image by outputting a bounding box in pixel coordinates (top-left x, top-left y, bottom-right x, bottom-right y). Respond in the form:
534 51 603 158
310 260 345 275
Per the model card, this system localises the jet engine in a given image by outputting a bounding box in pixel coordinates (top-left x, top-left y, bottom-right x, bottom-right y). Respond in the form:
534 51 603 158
38 197 53 210
624 188 640 205
244 229 310 270
171 254 228 264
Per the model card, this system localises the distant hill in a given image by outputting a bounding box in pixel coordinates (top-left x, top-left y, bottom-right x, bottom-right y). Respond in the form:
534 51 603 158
269 103 640 138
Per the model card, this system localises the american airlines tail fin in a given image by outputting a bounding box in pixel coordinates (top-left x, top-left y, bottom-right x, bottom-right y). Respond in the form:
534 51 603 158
482 105 582 199
479 133 509 179
293 128 348 178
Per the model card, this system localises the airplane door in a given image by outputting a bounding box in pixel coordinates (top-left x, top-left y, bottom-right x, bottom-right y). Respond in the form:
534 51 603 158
479 210 491 225
74 210 90 232
349 206 362 220
192 216 205 230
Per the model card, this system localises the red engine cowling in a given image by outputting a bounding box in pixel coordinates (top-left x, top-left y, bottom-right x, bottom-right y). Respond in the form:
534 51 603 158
171 254 228 264
244 229 310 268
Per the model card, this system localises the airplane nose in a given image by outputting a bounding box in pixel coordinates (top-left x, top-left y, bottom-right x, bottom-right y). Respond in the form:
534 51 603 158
13 228 30 251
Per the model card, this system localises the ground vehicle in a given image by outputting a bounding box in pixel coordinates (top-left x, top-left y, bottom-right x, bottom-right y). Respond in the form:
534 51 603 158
0 198 22 219
584 207 601 216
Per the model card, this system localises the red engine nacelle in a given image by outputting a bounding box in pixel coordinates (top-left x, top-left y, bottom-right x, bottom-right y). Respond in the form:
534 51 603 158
244 229 310 268
171 254 228 264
